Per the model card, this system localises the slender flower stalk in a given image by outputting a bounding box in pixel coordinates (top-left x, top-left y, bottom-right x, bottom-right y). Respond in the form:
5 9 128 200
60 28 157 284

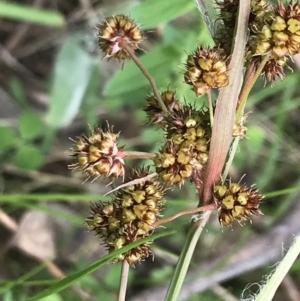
118 261 130 301
121 43 168 113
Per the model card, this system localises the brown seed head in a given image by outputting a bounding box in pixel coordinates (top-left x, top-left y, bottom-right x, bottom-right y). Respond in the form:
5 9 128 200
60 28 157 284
98 14 143 60
144 90 183 125
184 46 229 97
247 1 300 83
86 167 166 266
69 125 125 181
154 105 211 186
214 181 264 226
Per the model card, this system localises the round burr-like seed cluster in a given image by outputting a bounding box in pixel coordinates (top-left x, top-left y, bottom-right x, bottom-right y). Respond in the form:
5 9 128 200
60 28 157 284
69 126 125 181
144 90 183 126
184 46 229 97
98 14 143 60
86 168 165 266
214 182 264 226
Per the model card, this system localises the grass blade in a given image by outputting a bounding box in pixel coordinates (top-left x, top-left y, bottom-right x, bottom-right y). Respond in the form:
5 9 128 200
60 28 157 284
0 2 65 27
26 229 175 301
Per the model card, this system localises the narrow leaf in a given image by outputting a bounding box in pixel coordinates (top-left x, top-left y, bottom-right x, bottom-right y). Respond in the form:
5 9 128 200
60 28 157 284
26 230 175 301
254 235 300 301
0 2 65 27
46 36 94 129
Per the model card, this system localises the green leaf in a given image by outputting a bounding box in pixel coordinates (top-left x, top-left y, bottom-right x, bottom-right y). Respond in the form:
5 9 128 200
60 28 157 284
0 2 65 27
10 77 29 109
3 291 13 301
46 36 95 129
0 127 18 151
13 145 44 169
19 111 44 140
26 230 175 301
131 0 195 29
254 235 300 301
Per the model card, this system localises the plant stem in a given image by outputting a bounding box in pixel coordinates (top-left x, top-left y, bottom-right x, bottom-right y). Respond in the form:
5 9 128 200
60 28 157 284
206 89 214 126
254 235 300 301
200 0 251 206
122 151 156 159
121 43 168 113
222 136 240 181
118 260 129 301
164 3 251 301
235 54 270 122
153 203 216 227
164 211 212 301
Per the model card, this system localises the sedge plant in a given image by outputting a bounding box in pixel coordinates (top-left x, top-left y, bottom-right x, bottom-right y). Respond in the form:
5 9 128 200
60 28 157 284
51 1 300 300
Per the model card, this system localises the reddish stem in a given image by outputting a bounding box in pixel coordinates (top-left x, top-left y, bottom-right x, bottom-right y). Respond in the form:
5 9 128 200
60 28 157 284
153 203 217 227
200 1 251 206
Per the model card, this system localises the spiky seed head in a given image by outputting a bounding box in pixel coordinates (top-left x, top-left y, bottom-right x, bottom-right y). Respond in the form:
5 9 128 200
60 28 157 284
214 181 264 226
97 14 143 60
246 1 300 83
154 105 211 186
86 167 166 266
184 46 229 97
69 125 125 182
144 90 183 126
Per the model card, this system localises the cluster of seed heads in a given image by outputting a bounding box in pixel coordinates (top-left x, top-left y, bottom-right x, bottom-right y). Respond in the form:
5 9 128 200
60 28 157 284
66 4 283 265
218 0 300 82
184 46 229 97
152 103 211 185
86 168 165 266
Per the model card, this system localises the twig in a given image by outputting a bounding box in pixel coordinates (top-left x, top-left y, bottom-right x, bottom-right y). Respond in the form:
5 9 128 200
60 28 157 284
0 208 18 232
104 172 157 196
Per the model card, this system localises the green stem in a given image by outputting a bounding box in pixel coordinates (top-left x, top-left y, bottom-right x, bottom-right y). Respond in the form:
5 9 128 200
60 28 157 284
222 136 240 182
235 54 270 122
206 89 214 126
164 211 212 301
121 43 168 113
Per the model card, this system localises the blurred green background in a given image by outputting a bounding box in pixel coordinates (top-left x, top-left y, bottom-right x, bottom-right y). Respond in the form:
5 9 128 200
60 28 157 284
0 1 300 301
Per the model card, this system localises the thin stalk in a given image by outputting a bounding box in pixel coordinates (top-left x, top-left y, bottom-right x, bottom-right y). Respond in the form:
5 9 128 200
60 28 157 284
121 43 168 113
153 203 216 227
235 54 270 122
164 211 212 301
118 260 130 301
206 89 214 126
123 151 156 159
222 136 240 181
